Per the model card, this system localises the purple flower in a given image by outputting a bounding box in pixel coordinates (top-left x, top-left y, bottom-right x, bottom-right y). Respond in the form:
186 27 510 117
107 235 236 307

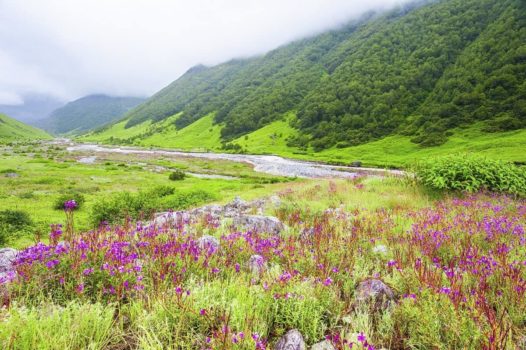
323 277 333 286
82 268 94 276
64 200 78 211
357 332 366 343
45 259 60 269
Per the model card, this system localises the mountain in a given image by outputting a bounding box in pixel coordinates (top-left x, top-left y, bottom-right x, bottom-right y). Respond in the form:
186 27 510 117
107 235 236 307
41 95 146 135
84 0 526 160
0 94 64 125
0 114 51 142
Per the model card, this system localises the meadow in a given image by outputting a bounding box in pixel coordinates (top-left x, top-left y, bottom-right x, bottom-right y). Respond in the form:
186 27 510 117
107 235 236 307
0 141 525 349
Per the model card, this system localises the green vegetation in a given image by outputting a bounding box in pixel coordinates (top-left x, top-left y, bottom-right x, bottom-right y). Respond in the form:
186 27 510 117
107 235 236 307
415 154 526 196
0 114 51 142
90 186 213 225
0 142 294 248
40 94 145 135
0 209 33 246
169 169 186 181
90 0 525 152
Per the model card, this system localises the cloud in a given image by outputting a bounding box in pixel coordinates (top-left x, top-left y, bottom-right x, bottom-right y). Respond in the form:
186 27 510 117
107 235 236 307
0 0 406 102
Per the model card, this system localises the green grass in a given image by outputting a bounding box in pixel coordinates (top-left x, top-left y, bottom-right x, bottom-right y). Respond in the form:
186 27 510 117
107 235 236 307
79 118 152 142
0 143 297 248
139 113 223 151
0 114 51 142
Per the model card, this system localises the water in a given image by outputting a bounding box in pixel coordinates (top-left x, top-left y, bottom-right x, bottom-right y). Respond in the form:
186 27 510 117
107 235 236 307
66 144 362 179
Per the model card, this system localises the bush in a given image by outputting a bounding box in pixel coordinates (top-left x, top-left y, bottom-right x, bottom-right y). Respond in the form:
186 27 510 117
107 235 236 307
415 154 526 196
168 170 186 181
0 209 33 245
53 193 85 211
90 188 215 226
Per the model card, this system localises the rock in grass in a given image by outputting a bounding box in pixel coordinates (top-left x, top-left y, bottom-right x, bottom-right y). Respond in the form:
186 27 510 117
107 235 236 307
248 254 266 275
274 329 306 350
311 340 336 350
0 248 18 282
197 235 220 252
223 196 251 216
234 215 285 235
355 279 395 311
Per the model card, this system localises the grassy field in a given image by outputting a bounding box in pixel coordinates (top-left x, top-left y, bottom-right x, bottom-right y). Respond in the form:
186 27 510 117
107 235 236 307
0 114 51 142
79 112 526 168
1 176 524 349
0 142 296 248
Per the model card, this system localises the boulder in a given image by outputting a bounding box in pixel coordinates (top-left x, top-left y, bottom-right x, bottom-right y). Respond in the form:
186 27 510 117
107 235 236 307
197 235 220 252
350 161 362 167
4 172 19 178
311 340 335 350
0 248 18 282
234 215 285 235
269 195 282 208
191 204 223 218
152 211 190 226
274 329 306 350
372 245 388 254
248 254 266 275
355 279 395 311
223 196 251 217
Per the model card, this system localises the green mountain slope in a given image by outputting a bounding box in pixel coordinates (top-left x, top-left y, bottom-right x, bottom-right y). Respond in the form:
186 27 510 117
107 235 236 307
42 94 145 135
84 0 525 164
0 114 51 142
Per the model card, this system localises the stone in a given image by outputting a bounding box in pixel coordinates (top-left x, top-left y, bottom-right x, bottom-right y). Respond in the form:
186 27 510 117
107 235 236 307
234 215 285 235
248 254 266 275
191 204 223 217
274 329 306 350
152 211 190 226
350 161 362 167
311 340 336 350
372 245 388 254
223 196 251 216
269 195 282 208
299 227 315 241
197 235 220 252
4 172 19 178
0 248 17 274
355 279 395 311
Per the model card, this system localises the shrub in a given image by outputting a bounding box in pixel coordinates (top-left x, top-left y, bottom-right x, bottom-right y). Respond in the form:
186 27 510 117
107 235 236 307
90 188 215 226
53 193 85 211
168 170 186 181
415 154 526 196
0 209 33 245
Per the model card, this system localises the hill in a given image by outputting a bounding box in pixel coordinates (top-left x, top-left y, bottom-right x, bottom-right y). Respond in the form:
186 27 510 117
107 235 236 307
0 114 51 142
83 0 525 164
42 95 145 135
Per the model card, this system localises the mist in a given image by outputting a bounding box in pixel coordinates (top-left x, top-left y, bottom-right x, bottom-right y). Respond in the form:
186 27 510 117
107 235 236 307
0 0 408 105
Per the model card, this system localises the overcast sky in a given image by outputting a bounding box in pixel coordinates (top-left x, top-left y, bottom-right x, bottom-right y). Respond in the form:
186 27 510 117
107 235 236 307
0 0 406 105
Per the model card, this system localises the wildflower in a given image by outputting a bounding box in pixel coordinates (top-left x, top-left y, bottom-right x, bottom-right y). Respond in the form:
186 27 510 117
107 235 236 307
323 277 333 286
200 309 207 316
76 283 84 293
45 259 60 269
64 200 77 211
82 268 94 276
357 332 366 343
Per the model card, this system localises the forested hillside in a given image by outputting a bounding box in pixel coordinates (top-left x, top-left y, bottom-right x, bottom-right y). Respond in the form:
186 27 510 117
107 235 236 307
42 95 145 134
90 0 525 151
0 114 51 142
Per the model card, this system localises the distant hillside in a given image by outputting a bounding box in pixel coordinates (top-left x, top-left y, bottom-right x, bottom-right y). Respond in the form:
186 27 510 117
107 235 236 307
0 94 64 125
84 0 525 161
42 95 145 135
0 114 51 142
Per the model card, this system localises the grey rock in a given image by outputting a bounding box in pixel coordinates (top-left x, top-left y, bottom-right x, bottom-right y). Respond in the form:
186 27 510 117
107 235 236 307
234 215 285 235
372 245 388 254
191 204 223 217
299 227 315 241
197 235 220 252
269 195 282 208
311 340 335 350
355 279 395 311
0 248 18 274
152 211 190 226
248 254 266 275
350 161 362 167
4 172 19 178
223 196 251 216
274 329 306 350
